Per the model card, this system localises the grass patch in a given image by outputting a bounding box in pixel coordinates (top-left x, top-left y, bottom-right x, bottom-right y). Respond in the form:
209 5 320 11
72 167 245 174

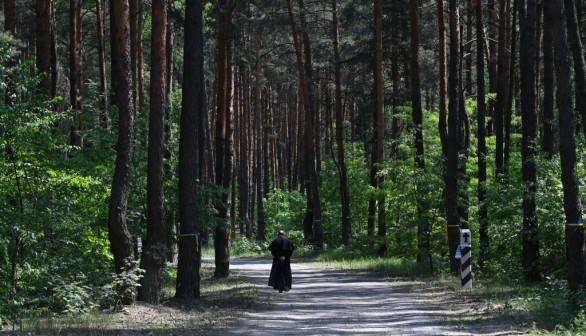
3 263 270 335
304 246 432 278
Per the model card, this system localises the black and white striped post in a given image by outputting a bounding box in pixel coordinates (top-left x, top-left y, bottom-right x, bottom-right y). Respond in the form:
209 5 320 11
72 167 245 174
460 229 472 289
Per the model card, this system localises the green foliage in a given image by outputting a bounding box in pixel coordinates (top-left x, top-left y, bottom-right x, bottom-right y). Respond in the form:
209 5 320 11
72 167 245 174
99 259 145 310
49 274 98 314
0 36 119 325
264 189 305 242
230 236 268 257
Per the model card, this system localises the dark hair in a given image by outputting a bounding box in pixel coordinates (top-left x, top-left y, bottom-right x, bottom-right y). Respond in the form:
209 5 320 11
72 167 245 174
278 230 285 236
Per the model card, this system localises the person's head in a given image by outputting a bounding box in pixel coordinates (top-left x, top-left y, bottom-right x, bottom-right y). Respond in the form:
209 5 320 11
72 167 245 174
278 230 285 236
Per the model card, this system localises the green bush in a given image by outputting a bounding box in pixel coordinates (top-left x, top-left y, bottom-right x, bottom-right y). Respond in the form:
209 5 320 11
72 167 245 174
50 275 98 314
231 236 268 256
264 189 305 240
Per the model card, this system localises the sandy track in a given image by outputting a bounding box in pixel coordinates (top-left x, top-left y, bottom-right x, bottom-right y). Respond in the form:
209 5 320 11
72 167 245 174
211 258 526 336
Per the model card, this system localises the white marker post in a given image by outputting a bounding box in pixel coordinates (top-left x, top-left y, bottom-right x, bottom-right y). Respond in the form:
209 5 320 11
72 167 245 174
460 229 472 288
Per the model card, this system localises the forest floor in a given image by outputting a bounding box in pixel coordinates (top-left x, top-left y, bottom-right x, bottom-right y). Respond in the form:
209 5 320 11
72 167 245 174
4 258 536 335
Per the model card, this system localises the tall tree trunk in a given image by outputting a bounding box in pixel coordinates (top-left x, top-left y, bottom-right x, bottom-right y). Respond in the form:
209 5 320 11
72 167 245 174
137 0 145 115
254 38 266 241
263 88 271 196
175 0 204 300
564 0 586 135
285 0 322 248
298 0 323 247
130 0 138 113
457 35 471 229
4 0 16 34
542 0 555 159
446 0 461 274
36 0 52 97
519 0 540 282
373 0 386 254
291 90 298 192
50 0 58 99
213 0 234 278
246 70 255 238
410 0 428 264
139 0 167 304
70 0 84 147
438 0 448 155
96 0 108 116
237 62 252 239
332 0 351 247
495 0 508 176
504 0 518 173
164 3 176 263
476 0 489 269
535 1 543 115
487 0 498 135
551 0 586 292
368 1 382 233
466 0 473 95
108 0 136 303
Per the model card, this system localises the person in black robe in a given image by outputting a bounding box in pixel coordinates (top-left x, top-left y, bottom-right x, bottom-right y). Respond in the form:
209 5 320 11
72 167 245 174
268 230 295 293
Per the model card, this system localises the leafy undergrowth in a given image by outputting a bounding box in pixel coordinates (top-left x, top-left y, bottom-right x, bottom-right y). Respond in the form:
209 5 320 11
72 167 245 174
2 263 270 335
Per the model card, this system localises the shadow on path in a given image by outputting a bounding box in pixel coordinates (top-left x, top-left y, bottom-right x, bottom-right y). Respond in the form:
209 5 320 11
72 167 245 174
211 258 527 336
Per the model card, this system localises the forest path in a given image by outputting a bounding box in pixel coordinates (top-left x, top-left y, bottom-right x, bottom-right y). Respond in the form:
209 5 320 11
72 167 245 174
210 258 526 336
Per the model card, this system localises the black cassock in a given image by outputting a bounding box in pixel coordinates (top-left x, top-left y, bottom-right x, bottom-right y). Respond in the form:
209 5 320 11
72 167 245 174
268 236 295 292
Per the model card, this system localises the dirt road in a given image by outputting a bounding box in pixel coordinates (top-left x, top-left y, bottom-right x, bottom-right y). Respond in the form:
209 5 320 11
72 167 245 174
212 258 526 336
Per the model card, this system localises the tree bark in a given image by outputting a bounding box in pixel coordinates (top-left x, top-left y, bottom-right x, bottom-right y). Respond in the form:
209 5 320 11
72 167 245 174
237 62 252 239
410 0 428 264
446 0 461 274
542 0 555 159
254 38 266 241
164 4 176 263
371 1 383 230
298 0 323 248
504 0 518 173
70 0 84 147
476 0 489 269
332 0 351 247
50 0 58 99
213 0 234 278
551 0 586 292
175 0 204 300
487 0 498 135
108 0 136 304
139 0 167 304
4 0 16 34
263 88 271 196
96 0 108 117
457 35 470 229
564 0 586 135
36 0 52 97
130 0 137 112
137 0 145 115
373 0 386 254
519 0 540 282
495 0 508 176
285 0 322 248
438 0 448 156
466 0 473 95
